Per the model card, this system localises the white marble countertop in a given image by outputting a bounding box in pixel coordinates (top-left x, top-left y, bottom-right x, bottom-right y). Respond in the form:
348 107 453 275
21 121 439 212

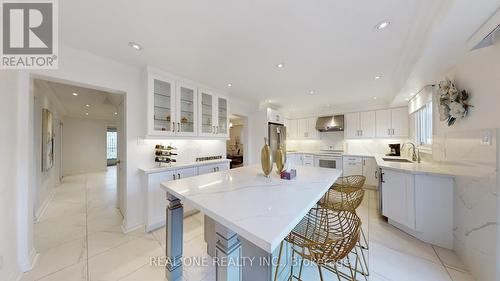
160 165 342 253
139 159 231 174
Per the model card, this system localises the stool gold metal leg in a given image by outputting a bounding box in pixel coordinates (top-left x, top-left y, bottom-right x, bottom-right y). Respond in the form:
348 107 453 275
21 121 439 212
274 241 284 281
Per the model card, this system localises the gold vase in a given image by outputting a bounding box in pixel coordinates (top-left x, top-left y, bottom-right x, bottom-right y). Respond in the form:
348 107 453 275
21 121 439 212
261 138 273 177
276 145 285 173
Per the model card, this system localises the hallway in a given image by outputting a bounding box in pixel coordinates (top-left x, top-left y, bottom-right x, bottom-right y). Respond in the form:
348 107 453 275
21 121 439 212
22 167 173 281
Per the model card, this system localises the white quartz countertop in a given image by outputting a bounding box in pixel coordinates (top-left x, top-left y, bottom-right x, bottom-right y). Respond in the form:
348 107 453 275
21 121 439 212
160 165 342 253
139 159 231 174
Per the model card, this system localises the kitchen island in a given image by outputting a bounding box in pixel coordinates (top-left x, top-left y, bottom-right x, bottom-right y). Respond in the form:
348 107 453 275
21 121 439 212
160 165 342 281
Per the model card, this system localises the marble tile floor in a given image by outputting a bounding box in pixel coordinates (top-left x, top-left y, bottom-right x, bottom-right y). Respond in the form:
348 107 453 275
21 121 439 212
23 168 476 281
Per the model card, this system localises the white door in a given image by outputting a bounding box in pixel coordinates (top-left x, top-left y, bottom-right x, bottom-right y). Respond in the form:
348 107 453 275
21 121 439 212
343 156 363 176
359 111 376 138
376 109 392 137
362 157 378 186
199 90 216 137
148 71 176 136
176 81 197 137
391 107 409 137
344 113 360 139
381 169 415 229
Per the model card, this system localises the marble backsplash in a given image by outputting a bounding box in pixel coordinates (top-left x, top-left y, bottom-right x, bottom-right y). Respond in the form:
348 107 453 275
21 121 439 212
433 129 498 281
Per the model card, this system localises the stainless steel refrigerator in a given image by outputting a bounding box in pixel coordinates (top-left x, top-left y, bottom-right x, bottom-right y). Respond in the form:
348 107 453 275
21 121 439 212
268 123 286 163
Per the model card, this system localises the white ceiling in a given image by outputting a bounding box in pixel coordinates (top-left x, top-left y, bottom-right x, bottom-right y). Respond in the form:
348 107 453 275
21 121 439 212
58 0 500 112
35 79 123 120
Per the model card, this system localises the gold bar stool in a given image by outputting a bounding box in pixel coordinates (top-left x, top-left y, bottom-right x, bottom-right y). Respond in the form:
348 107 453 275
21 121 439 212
318 175 369 278
274 208 364 281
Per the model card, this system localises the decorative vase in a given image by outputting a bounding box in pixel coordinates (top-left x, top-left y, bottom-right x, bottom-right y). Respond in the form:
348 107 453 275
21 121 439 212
261 138 273 177
276 145 285 173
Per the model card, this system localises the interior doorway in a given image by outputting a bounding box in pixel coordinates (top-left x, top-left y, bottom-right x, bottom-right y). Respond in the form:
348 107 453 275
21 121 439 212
226 114 247 169
31 77 126 257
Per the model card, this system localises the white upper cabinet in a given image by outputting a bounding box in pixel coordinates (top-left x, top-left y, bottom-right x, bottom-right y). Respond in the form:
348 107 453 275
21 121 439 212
294 118 318 139
146 67 229 138
375 107 408 138
267 108 284 124
344 112 360 139
345 111 375 139
198 90 229 138
391 107 409 138
376 109 392 138
148 70 178 136
175 81 197 136
285 119 298 139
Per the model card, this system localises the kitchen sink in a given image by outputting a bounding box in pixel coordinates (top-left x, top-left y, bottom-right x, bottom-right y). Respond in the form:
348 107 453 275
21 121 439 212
382 158 413 163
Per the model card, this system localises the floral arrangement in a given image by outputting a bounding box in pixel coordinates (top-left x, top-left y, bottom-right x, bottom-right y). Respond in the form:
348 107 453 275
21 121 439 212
438 78 472 126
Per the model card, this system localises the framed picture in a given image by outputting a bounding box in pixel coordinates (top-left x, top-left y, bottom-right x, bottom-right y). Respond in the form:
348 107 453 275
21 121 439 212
42 108 54 171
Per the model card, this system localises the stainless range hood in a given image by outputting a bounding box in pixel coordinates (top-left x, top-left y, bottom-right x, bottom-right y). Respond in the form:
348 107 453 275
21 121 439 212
316 115 344 132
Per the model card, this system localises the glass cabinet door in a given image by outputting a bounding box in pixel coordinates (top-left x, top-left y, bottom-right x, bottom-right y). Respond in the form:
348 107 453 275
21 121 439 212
153 78 174 133
200 92 214 135
177 83 196 135
217 97 228 135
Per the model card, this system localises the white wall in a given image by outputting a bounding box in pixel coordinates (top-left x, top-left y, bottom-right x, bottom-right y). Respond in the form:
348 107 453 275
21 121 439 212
431 44 500 281
62 117 116 175
32 83 63 220
0 71 21 281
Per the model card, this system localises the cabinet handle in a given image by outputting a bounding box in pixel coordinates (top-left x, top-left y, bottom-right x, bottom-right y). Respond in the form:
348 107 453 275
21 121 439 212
375 170 378 179
177 122 180 132
387 128 390 136
360 130 363 136
213 126 216 134
173 174 176 180
216 126 219 134
380 172 385 183
172 122 175 132
178 173 181 179
392 129 395 135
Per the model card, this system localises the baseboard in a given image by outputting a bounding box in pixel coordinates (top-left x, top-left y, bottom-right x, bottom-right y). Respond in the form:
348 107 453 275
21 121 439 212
26 248 39 271
34 188 56 222
121 221 144 234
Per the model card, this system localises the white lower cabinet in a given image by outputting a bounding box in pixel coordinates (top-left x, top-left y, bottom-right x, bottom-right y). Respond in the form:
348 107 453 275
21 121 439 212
342 156 378 187
381 169 415 229
143 161 229 232
381 168 454 248
302 154 314 166
286 153 314 166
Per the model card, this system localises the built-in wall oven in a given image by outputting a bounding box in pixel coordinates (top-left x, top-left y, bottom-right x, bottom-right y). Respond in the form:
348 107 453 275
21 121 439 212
314 149 343 171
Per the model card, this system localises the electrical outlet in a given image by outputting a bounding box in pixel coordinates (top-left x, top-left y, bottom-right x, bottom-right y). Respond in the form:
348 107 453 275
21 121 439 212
480 130 492 145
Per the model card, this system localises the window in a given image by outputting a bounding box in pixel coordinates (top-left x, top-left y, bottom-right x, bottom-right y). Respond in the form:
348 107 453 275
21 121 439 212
412 101 433 147
106 130 118 160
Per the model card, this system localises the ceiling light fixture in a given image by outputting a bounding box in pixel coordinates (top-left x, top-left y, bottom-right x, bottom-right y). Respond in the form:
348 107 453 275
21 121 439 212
85 104 90 107
375 20 391 30
227 83 232 87
375 76 382 80
85 112 89 116
373 97 377 100
114 112 118 115
128 42 143 51
309 90 315 95
72 92 78 96
276 63 284 68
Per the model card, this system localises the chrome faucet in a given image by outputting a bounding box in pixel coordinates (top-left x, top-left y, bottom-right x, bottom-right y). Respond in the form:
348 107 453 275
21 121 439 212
402 142 418 162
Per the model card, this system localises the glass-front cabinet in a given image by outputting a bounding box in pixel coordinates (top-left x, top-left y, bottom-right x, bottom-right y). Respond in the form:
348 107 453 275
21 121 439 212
149 71 176 136
198 90 229 138
147 67 228 138
176 82 197 136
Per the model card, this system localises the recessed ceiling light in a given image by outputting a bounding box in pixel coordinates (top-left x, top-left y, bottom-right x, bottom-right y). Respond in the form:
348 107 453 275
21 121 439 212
375 76 382 80
373 97 377 100
114 112 118 115
309 90 315 95
375 20 391 30
72 92 78 96
128 42 143 51
85 112 89 116
276 63 285 68
227 83 232 87
85 104 90 107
